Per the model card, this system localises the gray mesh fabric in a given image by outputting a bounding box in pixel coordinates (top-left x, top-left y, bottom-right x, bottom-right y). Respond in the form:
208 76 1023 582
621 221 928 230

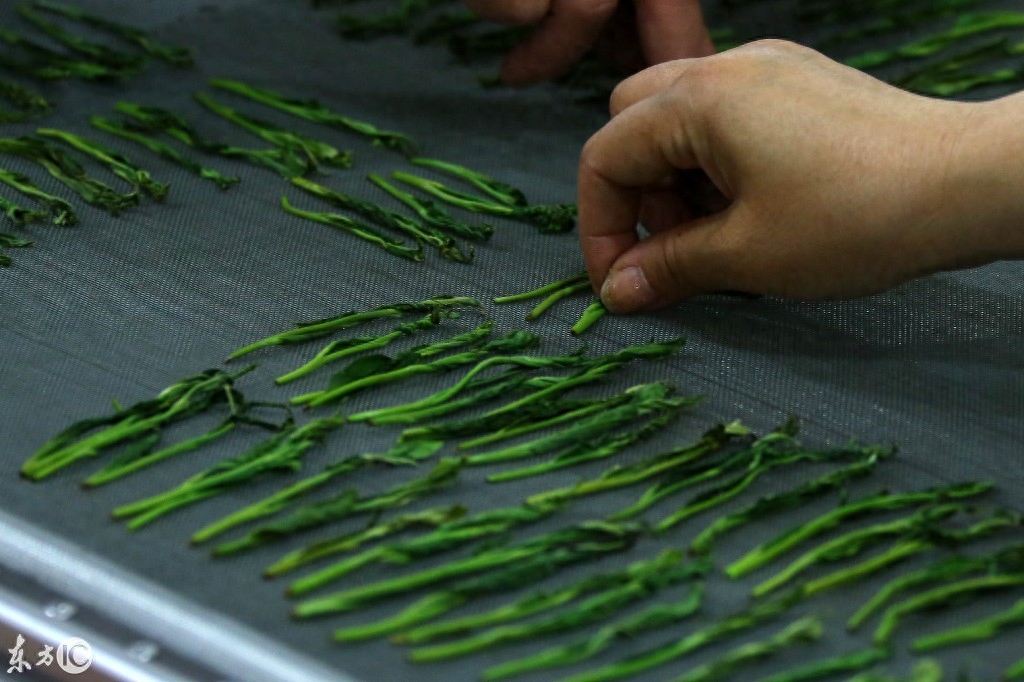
1 1 1023 680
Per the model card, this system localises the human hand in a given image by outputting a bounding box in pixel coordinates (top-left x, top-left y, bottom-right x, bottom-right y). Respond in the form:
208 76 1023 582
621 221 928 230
463 0 714 86
579 40 1018 313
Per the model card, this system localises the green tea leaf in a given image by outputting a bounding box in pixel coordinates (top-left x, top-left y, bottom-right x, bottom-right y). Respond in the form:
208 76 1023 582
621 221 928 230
211 457 462 556
293 521 643 618
726 481 992 579
482 586 705 680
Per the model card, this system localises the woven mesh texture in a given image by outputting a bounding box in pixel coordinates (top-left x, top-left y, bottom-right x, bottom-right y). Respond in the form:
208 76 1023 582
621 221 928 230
1 1 1023 680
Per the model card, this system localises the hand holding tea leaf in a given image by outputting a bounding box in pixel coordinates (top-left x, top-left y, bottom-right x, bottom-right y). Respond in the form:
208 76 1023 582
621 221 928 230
580 42 1024 312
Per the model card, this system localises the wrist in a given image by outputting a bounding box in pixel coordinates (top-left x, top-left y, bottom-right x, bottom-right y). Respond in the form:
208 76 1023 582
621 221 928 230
940 92 1024 268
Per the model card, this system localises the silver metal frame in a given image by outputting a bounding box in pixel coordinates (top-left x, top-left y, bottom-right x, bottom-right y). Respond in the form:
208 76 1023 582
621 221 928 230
0 509 357 682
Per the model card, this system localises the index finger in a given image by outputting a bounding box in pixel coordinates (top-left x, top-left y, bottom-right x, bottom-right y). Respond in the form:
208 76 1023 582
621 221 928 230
463 0 549 24
635 0 715 64
577 84 702 291
500 0 619 86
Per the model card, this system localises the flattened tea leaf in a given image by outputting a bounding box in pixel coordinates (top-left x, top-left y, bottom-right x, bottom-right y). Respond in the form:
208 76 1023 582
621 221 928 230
337 549 692 644
37 127 168 199
285 502 562 594
800 510 1022 597
325 320 495 388
848 543 1024 630
114 101 312 178
0 166 76 225
368 172 493 240
726 481 993 579
410 156 527 207
874 572 1024 645
228 294 482 360
402 552 707 659
263 505 466 578
393 170 577 233
482 586 705 680
690 457 880 555
457 393 630 450
0 136 139 215
364 369 539 427
489 402 691 483
291 176 473 262
293 521 643 618
611 420 802 522
22 367 255 480
527 422 750 509
90 115 238 189
282 195 424 262
526 280 591 320
276 311 454 385
112 415 346 529
397 551 700 647
195 92 352 173
494 273 589 304
31 1 194 66
653 445 893 533
0 197 45 228
467 382 690 467
293 329 542 408
0 230 32 265
209 78 415 154
0 28 132 81
912 596 1024 652
84 418 240 488
750 646 890 682
192 440 443 545
355 338 684 425
816 0 979 48
338 0 452 40
846 11 1024 70
16 4 145 71
751 504 967 598
668 616 824 682
572 299 608 335
211 457 463 556
560 590 804 682
0 79 52 122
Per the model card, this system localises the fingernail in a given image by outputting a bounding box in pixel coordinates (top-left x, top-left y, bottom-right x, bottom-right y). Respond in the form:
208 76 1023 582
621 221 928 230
601 266 657 313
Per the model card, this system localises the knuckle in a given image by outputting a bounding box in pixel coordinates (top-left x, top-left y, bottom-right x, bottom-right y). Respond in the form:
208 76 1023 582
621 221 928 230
745 38 800 53
668 58 722 113
608 80 630 116
672 38 817 111
578 136 605 177
732 38 815 62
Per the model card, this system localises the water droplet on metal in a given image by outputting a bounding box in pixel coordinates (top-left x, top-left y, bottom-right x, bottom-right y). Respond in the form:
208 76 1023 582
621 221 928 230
128 641 160 663
43 602 76 621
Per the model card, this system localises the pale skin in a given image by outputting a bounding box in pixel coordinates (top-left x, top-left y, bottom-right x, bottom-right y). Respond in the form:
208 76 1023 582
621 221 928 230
461 3 1024 313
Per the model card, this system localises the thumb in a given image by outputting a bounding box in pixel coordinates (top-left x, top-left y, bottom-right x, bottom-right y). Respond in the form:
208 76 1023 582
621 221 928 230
599 211 735 313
